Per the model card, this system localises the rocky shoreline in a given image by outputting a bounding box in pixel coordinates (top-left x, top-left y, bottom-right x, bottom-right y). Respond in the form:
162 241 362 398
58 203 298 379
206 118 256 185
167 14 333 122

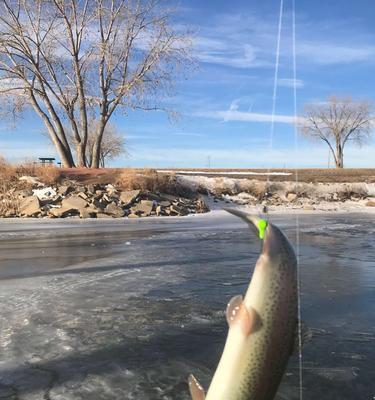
1 171 375 219
1 176 209 219
177 175 375 212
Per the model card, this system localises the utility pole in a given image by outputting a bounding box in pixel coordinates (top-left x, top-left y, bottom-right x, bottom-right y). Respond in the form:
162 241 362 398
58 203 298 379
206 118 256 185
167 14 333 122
207 156 211 169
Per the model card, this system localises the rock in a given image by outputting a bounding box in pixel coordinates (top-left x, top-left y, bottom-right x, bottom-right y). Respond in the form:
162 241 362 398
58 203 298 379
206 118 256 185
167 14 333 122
32 187 57 200
19 196 41 217
106 184 117 196
19 176 44 187
105 202 125 218
127 213 139 218
131 202 153 216
286 192 297 202
303 205 315 210
58 185 73 196
170 204 188 216
77 191 88 200
365 201 375 207
62 196 88 210
15 189 33 199
119 190 140 206
85 184 95 195
102 194 112 202
92 199 106 210
96 213 110 219
160 193 178 202
196 197 209 213
49 206 77 218
156 205 162 216
80 208 98 219
140 199 154 207
159 200 171 207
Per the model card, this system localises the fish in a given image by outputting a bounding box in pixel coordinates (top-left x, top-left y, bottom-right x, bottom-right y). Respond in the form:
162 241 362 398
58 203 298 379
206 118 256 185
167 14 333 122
188 208 298 400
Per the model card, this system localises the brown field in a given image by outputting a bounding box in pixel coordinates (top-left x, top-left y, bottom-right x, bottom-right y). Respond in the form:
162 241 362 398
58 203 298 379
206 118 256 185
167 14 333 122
155 168 375 183
1 160 374 188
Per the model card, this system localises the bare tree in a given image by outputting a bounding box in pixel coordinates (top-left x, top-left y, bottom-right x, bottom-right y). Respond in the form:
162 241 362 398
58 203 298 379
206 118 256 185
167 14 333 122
0 0 192 167
299 96 373 168
79 121 127 168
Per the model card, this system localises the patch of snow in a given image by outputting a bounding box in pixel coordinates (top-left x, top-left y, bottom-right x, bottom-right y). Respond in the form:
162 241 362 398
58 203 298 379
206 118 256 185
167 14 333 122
158 170 292 176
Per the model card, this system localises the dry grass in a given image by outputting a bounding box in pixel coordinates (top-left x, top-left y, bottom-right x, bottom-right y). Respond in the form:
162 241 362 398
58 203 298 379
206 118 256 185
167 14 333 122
114 169 181 193
0 157 60 193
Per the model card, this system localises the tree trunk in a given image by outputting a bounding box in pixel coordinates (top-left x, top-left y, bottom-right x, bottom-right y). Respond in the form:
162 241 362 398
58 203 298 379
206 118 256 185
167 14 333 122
28 91 75 168
335 144 344 168
76 143 87 168
47 128 75 168
91 119 106 168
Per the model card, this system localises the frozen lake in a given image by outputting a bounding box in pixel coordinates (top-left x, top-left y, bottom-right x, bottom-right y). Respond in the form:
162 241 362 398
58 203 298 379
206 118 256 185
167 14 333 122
0 211 374 399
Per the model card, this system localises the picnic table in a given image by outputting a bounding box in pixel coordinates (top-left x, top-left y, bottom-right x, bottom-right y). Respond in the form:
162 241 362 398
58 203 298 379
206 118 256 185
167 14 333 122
38 157 55 165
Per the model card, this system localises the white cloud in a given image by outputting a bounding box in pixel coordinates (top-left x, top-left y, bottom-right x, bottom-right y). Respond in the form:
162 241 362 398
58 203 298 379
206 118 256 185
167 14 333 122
278 78 304 88
298 43 375 65
196 110 299 124
191 11 375 70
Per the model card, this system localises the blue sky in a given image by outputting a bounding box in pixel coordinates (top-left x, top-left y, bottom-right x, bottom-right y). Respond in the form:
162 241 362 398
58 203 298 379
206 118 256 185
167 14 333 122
1 0 375 168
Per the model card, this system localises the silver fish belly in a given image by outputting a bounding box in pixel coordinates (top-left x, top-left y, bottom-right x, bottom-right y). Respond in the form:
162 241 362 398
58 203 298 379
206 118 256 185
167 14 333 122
189 209 298 400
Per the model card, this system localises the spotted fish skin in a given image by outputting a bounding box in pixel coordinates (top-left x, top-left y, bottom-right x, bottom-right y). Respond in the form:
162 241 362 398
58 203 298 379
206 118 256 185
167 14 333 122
192 210 298 400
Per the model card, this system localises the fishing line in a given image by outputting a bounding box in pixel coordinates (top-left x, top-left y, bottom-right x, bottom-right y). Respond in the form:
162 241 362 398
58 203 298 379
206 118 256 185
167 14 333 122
292 0 304 398
266 0 284 199
268 0 303 398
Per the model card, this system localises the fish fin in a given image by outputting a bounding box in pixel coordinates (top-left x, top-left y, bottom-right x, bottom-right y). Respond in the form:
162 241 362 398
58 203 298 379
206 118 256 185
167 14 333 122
188 374 206 400
226 295 261 336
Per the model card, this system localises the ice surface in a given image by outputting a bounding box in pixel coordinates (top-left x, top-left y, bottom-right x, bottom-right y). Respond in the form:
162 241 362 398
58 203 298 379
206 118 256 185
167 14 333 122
0 211 374 399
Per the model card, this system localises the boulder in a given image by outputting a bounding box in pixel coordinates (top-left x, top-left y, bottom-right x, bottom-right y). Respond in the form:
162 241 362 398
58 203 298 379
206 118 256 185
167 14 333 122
58 185 73 196
93 199 106 210
127 213 139 218
286 192 297 202
19 196 41 217
86 185 96 195
196 198 209 213
80 208 98 219
365 201 375 207
105 202 125 218
106 184 117 196
32 187 57 201
49 206 77 218
96 212 110 219
62 196 88 210
15 189 33 199
140 199 154 207
119 190 140 206
170 204 188 216
77 191 88 200
131 202 153 216
160 193 178 202
159 200 171 207
18 176 44 187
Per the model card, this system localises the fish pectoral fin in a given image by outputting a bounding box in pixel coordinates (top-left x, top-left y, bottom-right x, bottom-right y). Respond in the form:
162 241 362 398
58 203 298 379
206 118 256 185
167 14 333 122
226 295 262 336
188 374 206 400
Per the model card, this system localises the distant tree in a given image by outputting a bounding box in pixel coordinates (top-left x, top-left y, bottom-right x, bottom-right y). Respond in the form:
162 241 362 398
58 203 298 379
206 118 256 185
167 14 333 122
85 122 127 168
0 0 192 168
299 96 373 168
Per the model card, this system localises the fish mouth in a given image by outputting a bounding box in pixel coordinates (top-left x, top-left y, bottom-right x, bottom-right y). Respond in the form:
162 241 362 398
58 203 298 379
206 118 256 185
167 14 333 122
224 207 281 258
